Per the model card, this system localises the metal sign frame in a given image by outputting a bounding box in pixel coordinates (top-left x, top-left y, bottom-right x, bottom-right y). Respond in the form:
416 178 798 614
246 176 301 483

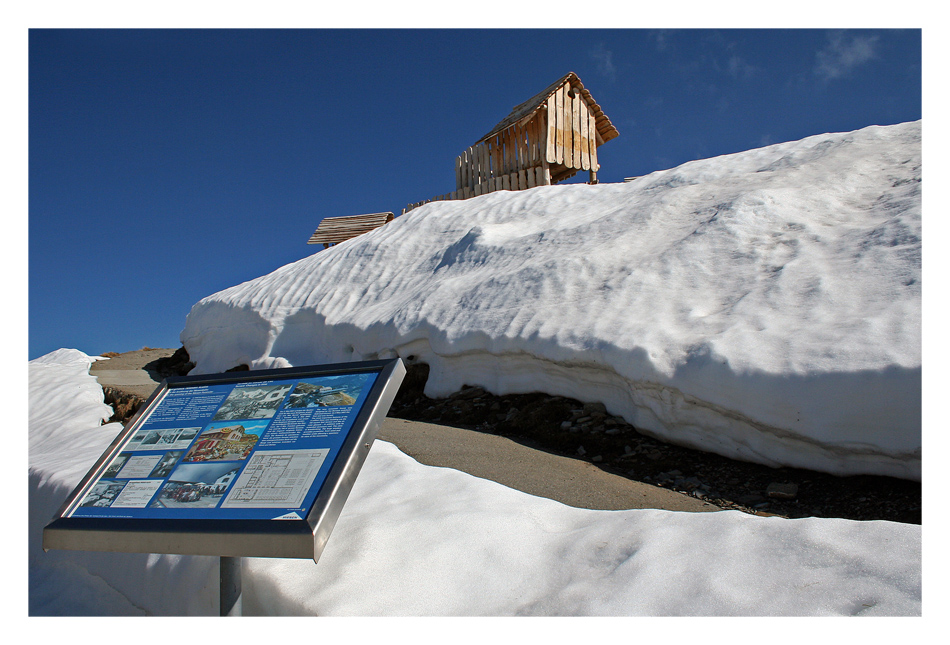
43 358 406 563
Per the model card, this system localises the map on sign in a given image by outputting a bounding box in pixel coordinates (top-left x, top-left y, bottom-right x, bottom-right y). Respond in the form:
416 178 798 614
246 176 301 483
69 370 378 521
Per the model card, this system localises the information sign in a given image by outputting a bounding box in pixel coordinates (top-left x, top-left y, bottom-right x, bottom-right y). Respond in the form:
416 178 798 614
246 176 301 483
43 358 406 562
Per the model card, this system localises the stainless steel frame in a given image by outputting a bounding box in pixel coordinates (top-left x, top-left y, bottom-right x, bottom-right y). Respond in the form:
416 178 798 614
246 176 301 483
43 358 406 563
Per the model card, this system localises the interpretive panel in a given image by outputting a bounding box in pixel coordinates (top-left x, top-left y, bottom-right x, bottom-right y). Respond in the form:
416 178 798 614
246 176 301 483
43 358 406 560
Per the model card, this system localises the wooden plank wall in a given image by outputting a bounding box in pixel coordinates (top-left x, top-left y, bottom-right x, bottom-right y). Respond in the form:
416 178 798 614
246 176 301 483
547 83 598 175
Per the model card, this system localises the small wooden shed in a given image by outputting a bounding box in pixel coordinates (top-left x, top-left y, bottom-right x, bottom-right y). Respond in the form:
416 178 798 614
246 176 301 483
307 212 394 248
403 72 618 213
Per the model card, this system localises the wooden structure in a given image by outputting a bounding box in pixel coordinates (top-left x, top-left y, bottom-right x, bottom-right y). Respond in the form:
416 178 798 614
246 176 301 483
403 72 618 214
307 212 394 248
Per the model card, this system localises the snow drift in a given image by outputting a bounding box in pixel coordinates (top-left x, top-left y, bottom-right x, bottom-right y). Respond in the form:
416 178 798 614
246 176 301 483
180 122 921 480
29 350 921 616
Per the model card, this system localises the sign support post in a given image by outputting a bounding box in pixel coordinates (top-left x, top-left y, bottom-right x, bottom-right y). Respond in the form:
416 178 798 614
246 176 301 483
220 556 242 616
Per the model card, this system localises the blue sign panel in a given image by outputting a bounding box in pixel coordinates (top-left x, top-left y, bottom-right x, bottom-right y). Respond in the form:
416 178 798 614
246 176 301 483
43 359 406 560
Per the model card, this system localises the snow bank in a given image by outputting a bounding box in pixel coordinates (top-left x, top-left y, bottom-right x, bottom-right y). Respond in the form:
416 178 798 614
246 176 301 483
29 350 921 616
181 122 921 480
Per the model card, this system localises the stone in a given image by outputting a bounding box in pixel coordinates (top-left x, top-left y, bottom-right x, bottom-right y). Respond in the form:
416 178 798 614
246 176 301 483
767 482 799 500
583 401 607 415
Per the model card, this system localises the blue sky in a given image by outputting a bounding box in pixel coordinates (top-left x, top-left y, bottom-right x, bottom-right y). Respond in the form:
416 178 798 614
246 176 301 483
28 28 922 359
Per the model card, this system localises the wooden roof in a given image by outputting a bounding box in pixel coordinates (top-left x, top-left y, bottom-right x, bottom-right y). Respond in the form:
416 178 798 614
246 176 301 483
307 212 394 246
476 72 619 145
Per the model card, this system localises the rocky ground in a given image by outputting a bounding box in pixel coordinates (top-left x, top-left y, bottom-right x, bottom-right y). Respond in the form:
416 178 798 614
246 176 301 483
116 349 921 525
388 364 921 525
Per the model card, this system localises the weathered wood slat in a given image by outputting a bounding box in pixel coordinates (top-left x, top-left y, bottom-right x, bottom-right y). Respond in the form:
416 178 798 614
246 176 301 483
530 116 540 166
460 147 469 190
497 130 504 176
555 85 565 165
587 101 595 169
496 135 505 176
571 86 581 169
472 146 480 192
562 84 572 167
510 124 518 171
502 126 511 174
545 100 557 164
308 212 395 245
579 95 590 171
473 144 480 187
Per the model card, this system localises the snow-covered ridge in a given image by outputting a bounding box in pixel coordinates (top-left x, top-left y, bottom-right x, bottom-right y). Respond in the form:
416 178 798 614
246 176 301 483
181 122 921 480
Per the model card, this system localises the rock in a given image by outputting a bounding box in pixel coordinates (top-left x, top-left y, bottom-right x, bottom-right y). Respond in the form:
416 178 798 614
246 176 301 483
455 386 486 400
150 346 195 377
583 401 607 415
102 387 144 425
767 482 799 500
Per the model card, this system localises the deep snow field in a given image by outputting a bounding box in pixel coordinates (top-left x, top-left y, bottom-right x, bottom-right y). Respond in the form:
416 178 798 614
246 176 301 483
181 121 922 481
28 122 925 621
